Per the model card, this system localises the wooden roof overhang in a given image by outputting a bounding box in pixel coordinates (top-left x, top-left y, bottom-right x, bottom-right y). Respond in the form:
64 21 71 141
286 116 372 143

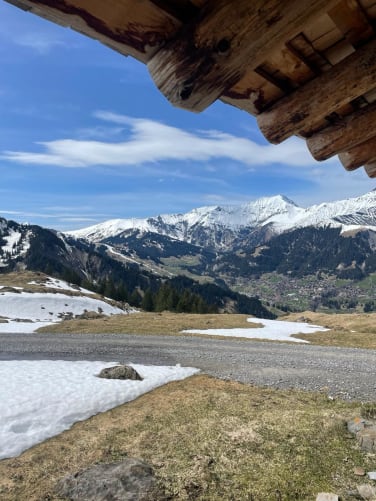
5 0 376 178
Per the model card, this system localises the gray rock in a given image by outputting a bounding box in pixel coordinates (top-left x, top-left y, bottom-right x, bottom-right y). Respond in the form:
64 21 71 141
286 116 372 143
347 417 368 434
356 484 376 500
98 365 143 381
55 458 158 501
316 494 339 501
357 428 376 453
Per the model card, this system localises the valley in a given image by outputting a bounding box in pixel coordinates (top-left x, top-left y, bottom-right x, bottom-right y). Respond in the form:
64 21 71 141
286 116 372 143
1 191 375 317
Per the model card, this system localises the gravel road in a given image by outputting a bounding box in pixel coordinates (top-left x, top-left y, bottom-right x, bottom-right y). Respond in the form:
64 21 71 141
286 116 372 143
1 332 376 401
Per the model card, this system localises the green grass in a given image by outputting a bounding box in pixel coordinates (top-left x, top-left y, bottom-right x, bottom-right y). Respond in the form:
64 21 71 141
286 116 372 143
0 376 373 501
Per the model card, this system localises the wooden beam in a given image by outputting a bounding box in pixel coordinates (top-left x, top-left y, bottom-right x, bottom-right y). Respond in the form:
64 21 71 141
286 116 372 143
339 136 376 171
257 38 376 144
147 0 340 112
149 0 198 22
364 162 376 178
328 0 374 47
221 70 284 115
5 0 182 63
307 101 376 161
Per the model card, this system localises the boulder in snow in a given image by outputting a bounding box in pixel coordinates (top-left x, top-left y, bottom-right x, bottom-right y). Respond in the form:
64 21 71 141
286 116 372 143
98 365 143 381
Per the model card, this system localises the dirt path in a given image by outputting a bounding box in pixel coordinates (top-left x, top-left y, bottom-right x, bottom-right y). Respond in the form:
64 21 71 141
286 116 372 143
1 332 376 401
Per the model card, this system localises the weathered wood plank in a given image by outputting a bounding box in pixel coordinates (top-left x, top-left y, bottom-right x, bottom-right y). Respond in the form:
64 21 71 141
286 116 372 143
268 45 315 87
364 162 376 177
287 34 331 73
328 0 374 47
307 101 376 160
257 38 376 144
147 0 341 112
5 0 182 63
221 71 284 115
324 39 354 65
339 136 376 170
303 13 340 52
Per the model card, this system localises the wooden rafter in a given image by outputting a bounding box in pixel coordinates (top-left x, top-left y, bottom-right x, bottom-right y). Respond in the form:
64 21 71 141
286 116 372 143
328 0 374 47
339 136 376 171
307 101 376 160
364 162 376 178
3 0 376 178
4 0 183 63
147 0 340 112
257 38 376 144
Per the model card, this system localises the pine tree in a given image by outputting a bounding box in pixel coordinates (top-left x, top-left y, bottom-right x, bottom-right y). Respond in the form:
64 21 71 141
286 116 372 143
141 288 154 311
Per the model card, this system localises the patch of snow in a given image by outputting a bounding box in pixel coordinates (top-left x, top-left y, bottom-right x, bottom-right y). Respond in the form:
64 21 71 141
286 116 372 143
0 229 31 265
2 230 21 253
0 360 199 459
0 291 131 332
182 317 329 343
0 292 124 322
0 320 52 333
28 277 95 295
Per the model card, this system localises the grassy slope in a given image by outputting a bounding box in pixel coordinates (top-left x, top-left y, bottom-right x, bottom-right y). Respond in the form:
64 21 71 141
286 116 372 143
0 375 374 501
2 279 376 499
38 310 376 350
285 312 376 349
37 312 259 336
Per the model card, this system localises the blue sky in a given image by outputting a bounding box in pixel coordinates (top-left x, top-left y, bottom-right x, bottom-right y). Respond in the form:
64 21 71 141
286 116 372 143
0 2 374 230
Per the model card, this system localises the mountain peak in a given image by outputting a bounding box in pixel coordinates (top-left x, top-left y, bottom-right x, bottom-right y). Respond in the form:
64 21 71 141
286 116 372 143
67 192 375 249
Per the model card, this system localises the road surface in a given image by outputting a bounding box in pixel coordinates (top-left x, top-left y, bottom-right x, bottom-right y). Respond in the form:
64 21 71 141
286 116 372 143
1 332 375 401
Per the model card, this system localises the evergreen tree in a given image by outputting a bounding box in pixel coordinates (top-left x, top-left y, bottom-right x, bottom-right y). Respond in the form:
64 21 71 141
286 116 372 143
130 289 142 307
141 288 154 311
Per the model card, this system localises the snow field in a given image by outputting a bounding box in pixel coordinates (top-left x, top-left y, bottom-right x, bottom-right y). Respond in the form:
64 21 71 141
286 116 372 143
0 360 199 460
0 286 131 333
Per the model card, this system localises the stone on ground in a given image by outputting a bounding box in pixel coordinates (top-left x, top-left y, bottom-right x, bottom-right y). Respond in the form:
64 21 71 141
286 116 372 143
55 458 158 501
98 365 143 380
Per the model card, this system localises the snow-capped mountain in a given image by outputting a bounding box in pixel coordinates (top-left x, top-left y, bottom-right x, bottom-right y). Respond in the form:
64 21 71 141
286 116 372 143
68 191 376 250
0 218 31 268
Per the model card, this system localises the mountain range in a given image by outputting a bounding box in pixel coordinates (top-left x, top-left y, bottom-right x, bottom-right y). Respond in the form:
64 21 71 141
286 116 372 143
1 190 375 315
68 191 376 251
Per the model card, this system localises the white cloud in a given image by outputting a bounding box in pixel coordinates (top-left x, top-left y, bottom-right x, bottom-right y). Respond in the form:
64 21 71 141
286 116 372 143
14 33 70 54
2 112 329 169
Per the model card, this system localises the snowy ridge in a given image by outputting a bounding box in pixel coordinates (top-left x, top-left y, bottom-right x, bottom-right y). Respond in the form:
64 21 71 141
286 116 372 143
0 275 134 333
0 227 31 267
67 191 376 246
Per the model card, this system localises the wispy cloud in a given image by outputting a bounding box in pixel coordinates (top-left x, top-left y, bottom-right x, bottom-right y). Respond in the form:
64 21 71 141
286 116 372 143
14 33 71 54
2 112 328 169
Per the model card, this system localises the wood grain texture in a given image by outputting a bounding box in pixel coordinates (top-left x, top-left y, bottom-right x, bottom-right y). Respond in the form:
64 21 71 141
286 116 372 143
328 0 374 47
364 162 376 177
339 136 376 170
258 38 376 144
148 0 341 112
307 101 376 160
5 0 182 63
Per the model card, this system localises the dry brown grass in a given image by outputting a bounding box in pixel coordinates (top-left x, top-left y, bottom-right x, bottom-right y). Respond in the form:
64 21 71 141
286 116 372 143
37 311 259 336
38 310 376 349
0 271 47 289
0 375 373 501
285 312 376 348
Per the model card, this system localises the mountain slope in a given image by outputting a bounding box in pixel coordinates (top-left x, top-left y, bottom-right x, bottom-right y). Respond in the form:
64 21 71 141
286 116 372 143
0 217 273 318
68 191 376 251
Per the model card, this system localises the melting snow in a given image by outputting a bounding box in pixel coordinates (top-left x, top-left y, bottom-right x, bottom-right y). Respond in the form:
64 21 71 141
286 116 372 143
28 277 95 294
0 291 127 333
0 360 199 459
182 317 329 343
